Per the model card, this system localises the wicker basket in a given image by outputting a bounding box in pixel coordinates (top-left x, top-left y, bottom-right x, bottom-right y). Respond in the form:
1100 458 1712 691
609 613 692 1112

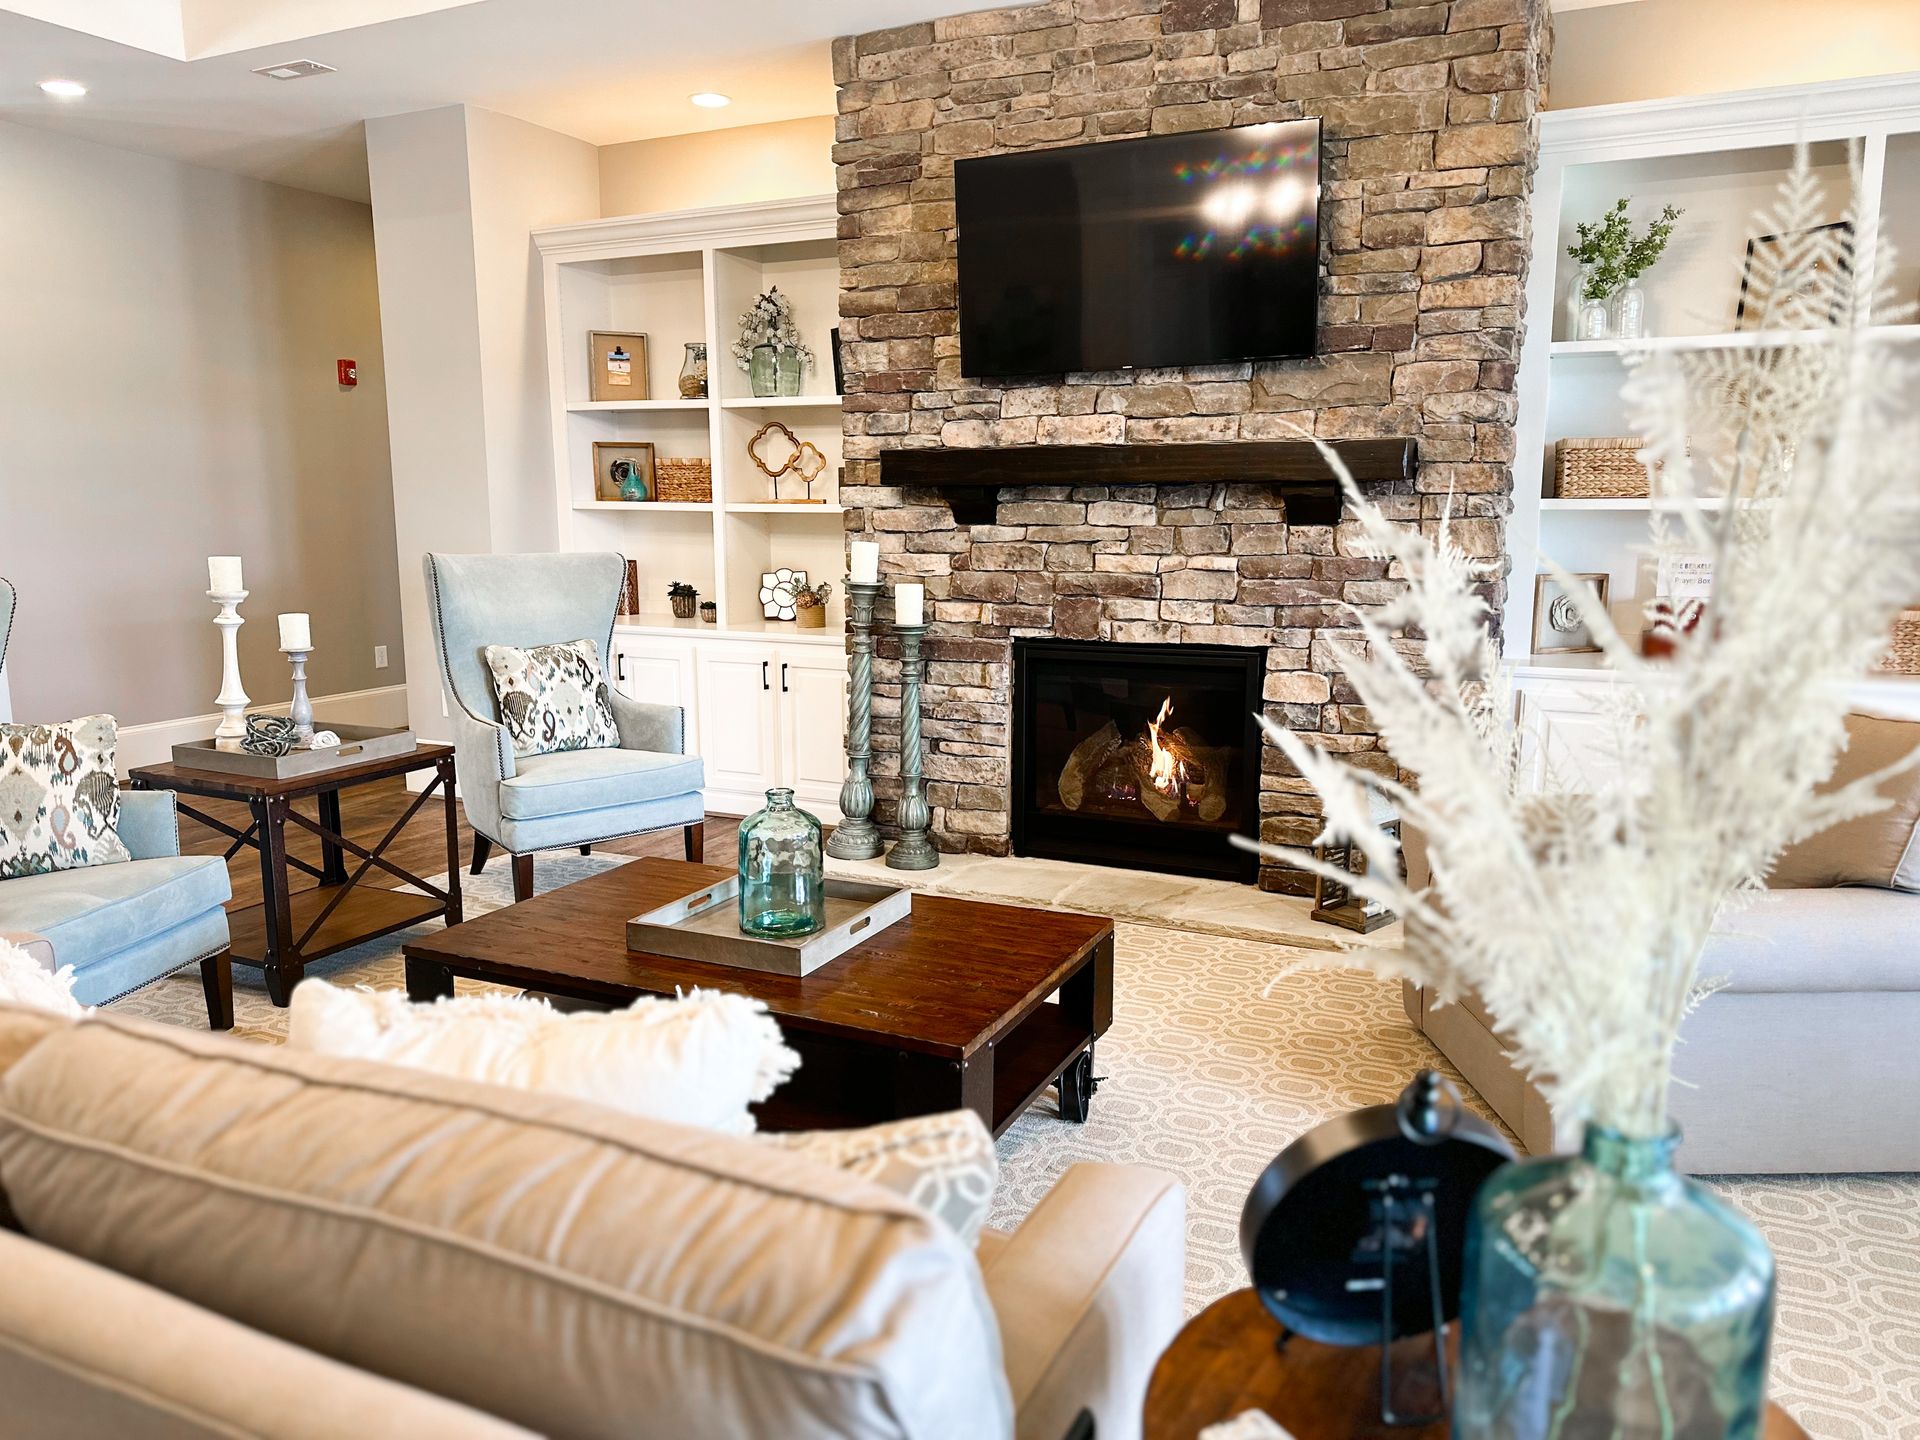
1554 436 1656 499
1878 609 1920 675
655 458 712 504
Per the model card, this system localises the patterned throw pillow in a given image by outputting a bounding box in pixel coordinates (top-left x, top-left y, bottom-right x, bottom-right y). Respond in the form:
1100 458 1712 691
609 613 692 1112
762 1109 1000 1244
0 715 132 879
482 638 620 759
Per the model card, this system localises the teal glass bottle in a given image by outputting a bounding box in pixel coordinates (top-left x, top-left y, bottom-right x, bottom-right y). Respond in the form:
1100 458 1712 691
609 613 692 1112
737 788 825 938
1455 1125 1775 1439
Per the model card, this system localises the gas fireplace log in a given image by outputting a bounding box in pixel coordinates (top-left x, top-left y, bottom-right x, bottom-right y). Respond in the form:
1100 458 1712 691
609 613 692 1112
1059 721 1121 812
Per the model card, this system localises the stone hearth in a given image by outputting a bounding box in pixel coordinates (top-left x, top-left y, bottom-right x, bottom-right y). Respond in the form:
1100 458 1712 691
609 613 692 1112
833 0 1551 891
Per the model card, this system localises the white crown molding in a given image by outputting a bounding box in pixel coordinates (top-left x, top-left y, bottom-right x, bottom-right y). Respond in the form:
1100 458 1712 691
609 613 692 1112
533 194 838 260
1541 71 1920 160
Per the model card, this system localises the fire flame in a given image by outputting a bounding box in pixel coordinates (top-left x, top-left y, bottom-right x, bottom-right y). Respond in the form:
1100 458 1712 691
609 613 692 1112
1146 697 1182 795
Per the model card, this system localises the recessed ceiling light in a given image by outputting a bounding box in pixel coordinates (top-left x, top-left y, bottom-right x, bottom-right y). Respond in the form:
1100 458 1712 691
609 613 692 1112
690 92 731 109
39 78 87 98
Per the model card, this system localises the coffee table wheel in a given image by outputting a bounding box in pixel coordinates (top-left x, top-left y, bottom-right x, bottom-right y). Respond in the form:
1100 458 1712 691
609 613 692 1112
1058 1048 1097 1124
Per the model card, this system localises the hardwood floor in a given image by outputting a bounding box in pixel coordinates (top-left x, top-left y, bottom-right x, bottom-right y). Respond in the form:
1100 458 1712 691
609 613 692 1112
172 777 742 914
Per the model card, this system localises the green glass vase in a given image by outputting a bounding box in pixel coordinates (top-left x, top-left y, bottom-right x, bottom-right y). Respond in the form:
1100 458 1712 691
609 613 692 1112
776 345 805 396
749 343 778 397
1455 1125 1775 1439
737 788 825 938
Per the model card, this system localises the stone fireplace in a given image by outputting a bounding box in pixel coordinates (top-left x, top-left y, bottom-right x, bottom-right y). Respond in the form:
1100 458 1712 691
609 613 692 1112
834 0 1550 891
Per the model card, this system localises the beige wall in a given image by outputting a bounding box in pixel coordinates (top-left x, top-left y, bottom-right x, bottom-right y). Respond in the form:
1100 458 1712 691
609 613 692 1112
598 116 834 217
0 118 402 728
1552 0 1920 109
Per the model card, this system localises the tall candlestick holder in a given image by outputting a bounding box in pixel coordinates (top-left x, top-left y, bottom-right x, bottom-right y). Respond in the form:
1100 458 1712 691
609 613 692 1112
826 578 884 861
282 647 315 745
209 589 251 749
885 623 939 871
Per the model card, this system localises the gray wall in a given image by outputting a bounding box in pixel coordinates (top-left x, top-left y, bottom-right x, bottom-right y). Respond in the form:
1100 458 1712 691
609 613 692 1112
0 118 404 726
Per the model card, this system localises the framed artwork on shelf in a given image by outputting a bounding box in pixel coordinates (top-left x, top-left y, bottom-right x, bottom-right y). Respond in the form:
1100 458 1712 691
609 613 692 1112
1531 572 1611 655
1734 222 1852 331
592 441 657 502
760 567 807 621
588 330 650 401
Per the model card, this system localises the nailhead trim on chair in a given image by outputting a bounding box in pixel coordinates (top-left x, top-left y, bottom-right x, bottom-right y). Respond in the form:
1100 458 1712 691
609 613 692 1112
95 942 233 1007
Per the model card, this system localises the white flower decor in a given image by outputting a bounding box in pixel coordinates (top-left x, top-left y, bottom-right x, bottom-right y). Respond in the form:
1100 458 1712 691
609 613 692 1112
1247 153 1920 1138
731 286 814 373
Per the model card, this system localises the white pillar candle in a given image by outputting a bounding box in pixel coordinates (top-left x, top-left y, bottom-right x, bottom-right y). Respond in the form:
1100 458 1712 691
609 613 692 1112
895 583 925 627
208 556 243 593
850 540 880 584
278 612 312 651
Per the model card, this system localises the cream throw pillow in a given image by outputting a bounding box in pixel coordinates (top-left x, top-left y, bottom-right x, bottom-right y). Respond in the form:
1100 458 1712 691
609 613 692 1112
763 1109 1000 1244
481 637 619 759
1769 713 1920 891
288 981 799 1135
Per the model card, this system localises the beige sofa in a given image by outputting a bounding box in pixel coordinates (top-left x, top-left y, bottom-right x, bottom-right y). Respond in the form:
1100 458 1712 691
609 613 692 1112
0 1005 1185 1440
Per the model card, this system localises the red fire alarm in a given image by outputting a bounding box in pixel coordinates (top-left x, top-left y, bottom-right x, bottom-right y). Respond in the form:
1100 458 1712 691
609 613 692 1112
337 358 358 387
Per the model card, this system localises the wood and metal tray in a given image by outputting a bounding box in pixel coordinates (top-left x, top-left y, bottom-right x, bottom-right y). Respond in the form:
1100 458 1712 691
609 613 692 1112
626 875 910 977
170 725 417 780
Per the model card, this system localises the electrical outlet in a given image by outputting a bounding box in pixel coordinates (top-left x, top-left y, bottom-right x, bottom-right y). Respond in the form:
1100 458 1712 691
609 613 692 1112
373 645 389 669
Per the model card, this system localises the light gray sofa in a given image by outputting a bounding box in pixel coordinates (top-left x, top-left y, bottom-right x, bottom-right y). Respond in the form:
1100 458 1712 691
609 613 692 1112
0 1005 1186 1440
423 552 706 902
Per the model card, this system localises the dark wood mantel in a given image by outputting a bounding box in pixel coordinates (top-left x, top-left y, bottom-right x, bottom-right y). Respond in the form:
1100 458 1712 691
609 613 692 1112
879 438 1415 526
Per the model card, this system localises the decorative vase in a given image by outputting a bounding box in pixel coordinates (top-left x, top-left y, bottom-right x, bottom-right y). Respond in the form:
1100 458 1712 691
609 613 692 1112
749 343 778 397
678 342 708 399
1612 278 1649 340
737 788 825 938
777 345 804 396
1578 288 1613 342
670 592 696 619
699 601 717 624
1454 1124 1775 1440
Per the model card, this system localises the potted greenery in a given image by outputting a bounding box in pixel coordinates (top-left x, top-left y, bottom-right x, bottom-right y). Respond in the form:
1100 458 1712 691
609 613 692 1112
1567 198 1682 340
793 580 832 629
732 287 814 397
667 581 698 620
698 600 717 624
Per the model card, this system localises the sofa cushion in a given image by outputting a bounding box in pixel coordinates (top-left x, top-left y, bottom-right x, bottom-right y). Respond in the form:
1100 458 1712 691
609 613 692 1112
1702 886 1920 994
0 715 131 878
483 637 620 759
1769 713 1920 891
764 1110 1000 1245
0 1016 1012 1440
498 745 705 819
0 855 229 968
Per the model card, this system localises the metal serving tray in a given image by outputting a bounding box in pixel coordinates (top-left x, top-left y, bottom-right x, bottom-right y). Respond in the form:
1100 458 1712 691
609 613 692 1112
626 875 911 977
170 725 417 780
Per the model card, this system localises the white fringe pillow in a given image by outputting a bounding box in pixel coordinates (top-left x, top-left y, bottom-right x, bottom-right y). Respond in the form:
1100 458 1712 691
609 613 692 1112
288 980 799 1136
0 940 88 1018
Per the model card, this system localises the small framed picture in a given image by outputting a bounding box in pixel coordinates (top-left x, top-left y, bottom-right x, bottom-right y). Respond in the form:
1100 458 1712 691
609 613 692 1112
1734 222 1852 330
1532 572 1611 655
593 441 656 502
588 330 650 402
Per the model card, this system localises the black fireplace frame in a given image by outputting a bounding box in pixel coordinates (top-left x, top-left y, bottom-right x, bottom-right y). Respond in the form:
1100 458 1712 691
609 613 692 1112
1010 638 1266 884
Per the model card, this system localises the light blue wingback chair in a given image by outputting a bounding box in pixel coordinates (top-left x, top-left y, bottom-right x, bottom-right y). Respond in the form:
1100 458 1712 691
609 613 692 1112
0 577 232 1025
0 575 15 723
423 552 705 902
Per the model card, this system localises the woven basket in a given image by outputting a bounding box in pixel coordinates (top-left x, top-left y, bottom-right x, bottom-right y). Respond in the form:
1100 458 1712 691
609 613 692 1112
1555 436 1656 499
1878 609 1920 675
655 458 712 504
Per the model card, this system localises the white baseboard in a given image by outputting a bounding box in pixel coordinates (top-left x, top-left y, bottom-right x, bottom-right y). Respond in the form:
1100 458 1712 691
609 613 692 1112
116 685 411 776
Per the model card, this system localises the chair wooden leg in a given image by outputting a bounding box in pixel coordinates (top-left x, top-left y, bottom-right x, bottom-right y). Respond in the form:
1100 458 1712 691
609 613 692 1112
683 822 704 862
470 834 493 875
579 845 592 856
511 853 535 902
200 951 234 1031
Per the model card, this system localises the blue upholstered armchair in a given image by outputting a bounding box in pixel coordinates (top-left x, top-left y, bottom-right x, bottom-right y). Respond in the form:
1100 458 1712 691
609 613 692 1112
0 575 15 723
422 553 706 902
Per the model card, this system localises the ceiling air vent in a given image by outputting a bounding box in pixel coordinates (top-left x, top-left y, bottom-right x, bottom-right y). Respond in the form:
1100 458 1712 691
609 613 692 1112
251 59 336 80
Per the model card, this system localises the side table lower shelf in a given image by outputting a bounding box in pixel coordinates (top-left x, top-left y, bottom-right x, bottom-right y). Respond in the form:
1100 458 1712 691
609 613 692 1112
227 886 448 977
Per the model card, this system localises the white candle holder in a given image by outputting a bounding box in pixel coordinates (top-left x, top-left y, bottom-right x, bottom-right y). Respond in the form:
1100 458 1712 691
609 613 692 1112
209 589 250 748
282 647 315 745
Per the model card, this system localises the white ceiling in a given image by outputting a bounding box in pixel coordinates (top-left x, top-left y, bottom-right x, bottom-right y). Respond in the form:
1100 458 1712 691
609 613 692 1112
0 0 987 202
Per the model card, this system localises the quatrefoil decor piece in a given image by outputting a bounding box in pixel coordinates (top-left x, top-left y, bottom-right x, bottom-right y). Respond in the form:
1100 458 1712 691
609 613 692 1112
788 440 826 491
747 420 801 479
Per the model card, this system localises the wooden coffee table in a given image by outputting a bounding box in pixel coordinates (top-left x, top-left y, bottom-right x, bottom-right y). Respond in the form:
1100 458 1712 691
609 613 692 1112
401 857 1114 1136
1144 1289 1810 1440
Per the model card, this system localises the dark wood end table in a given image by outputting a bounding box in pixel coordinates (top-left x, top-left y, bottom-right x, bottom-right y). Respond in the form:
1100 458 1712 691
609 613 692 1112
130 743 462 1007
1143 1289 1809 1440
401 856 1114 1136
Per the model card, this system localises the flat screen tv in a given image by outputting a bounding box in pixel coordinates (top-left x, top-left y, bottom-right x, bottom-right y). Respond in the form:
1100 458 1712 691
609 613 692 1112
954 118 1321 379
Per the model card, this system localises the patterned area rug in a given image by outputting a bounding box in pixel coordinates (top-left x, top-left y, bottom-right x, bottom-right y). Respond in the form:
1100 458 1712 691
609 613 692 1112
109 854 1920 1439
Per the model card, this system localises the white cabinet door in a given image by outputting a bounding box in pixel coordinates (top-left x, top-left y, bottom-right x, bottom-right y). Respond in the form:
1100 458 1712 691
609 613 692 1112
1514 678 1622 793
610 636 697 748
695 645 779 804
775 646 848 817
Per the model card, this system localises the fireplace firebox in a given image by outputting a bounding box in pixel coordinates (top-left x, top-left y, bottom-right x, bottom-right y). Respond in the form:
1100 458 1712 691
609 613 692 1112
1011 639 1265 884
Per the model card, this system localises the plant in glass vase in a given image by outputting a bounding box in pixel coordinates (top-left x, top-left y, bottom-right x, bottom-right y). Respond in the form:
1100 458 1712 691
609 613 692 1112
1568 197 1683 340
731 287 813 397
1249 158 1919 1438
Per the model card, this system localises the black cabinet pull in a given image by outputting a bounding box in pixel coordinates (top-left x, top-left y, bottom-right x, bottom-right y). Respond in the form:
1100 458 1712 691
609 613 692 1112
781 663 789 693
616 654 627 683
761 661 770 691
